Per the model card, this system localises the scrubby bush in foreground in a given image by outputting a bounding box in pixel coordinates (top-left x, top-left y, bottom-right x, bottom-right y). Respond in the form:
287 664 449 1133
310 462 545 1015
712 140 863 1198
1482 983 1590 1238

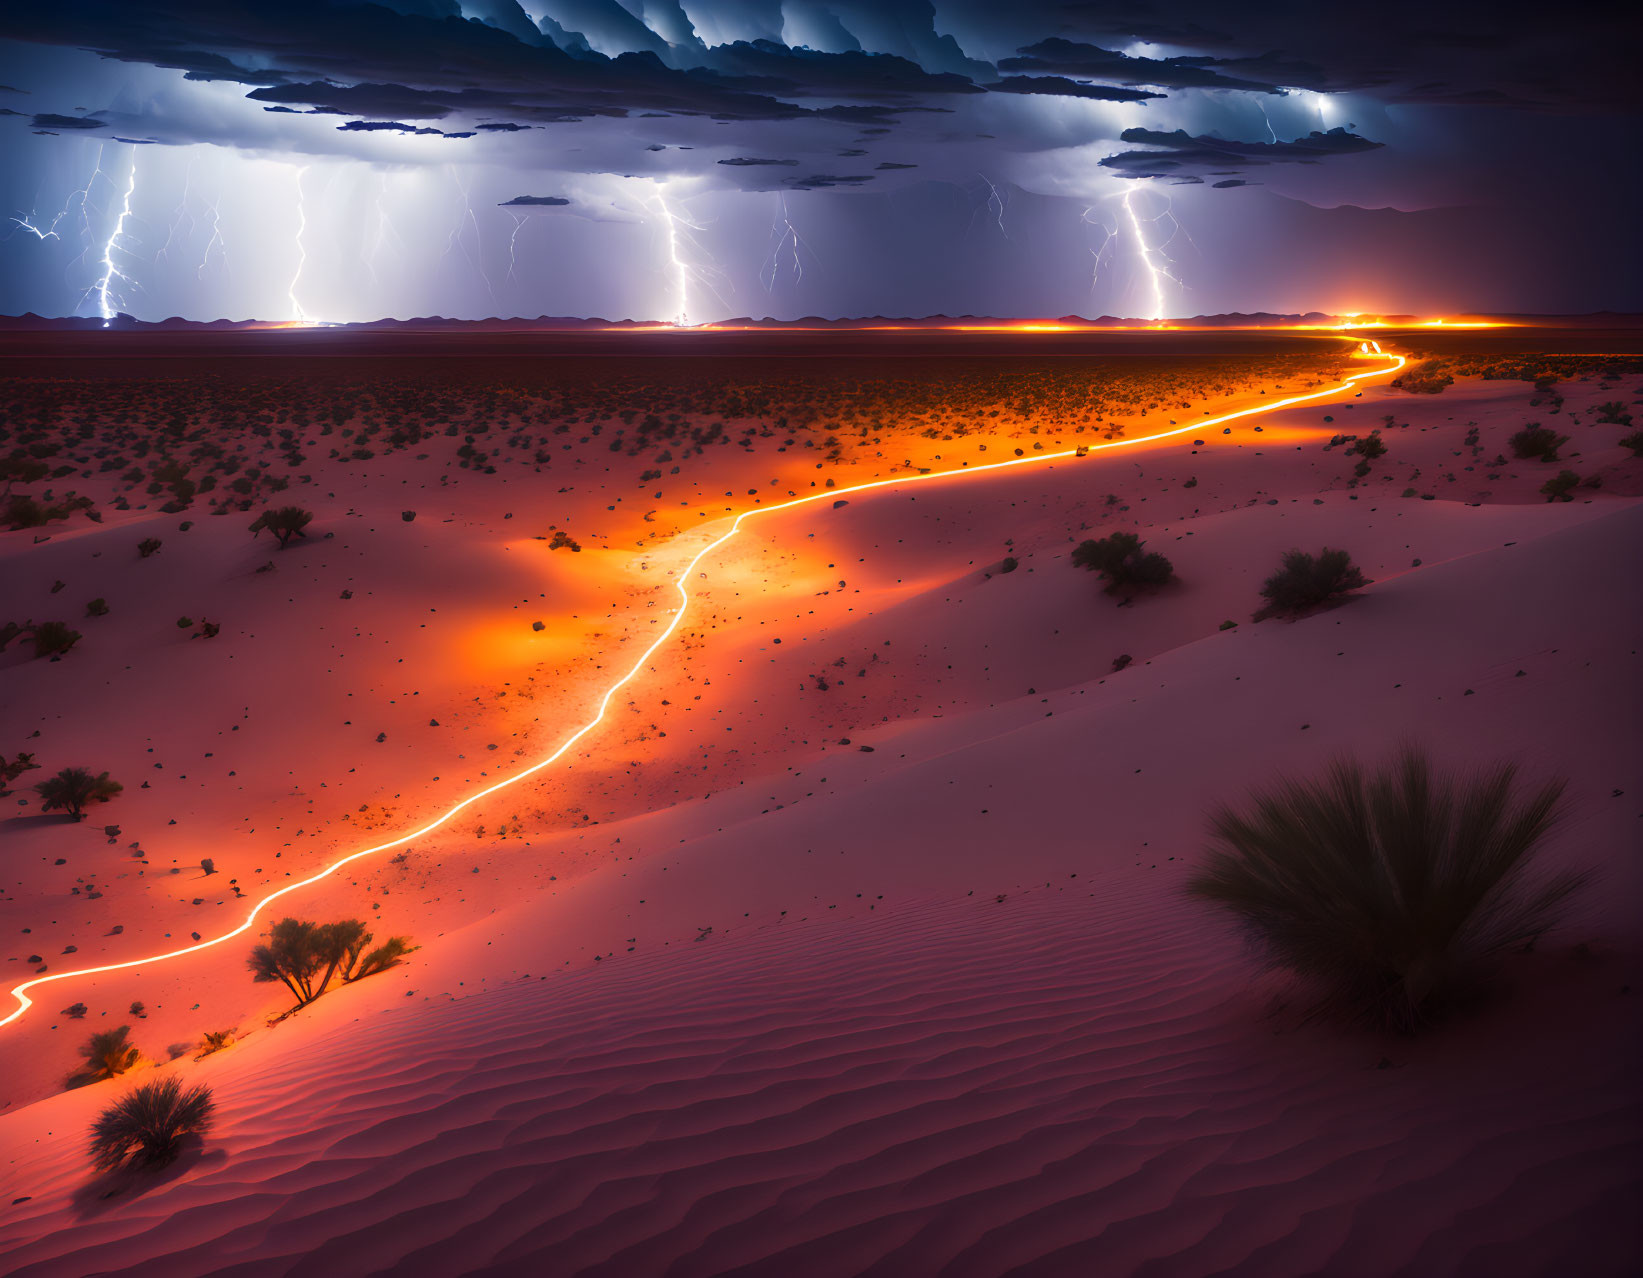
1256 548 1366 619
35 767 123 820
1540 470 1580 502
249 505 313 548
1187 748 1586 1031
1510 425 1567 462
1070 531 1175 597
88 1076 214 1172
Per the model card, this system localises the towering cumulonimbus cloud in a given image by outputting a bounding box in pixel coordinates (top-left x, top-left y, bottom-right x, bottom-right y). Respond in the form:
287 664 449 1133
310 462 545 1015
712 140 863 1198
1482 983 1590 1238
0 0 1636 321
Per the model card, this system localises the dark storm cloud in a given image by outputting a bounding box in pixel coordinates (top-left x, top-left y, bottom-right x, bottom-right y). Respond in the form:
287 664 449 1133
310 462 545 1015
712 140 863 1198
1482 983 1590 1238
696 40 983 99
336 119 446 135
1101 126 1382 178
984 75 1162 103
498 195 570 206
475 121 533 131
30 113 105 129
788 173 875 189
875 161 917 169
718 157 798 166
998 39 1279 93
1212 178 1251 188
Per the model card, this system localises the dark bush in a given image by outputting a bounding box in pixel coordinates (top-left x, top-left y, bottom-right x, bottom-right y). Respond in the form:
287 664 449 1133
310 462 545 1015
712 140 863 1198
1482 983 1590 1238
137 537 162 558
1070 531 1175 596
35 767 123 820
1594 400 1632 425
1510 425 1567 462
31 621 81 658
1540 470 1580 502
1256 548 1366 619
88 1075 214 1171
1619 430 1643 458
75 1025 141 1083
1187 748 1586 1031
248 505 313 548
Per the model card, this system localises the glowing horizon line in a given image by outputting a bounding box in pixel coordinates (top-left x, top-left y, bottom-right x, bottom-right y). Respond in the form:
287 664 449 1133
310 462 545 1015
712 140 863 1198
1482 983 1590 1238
0 347 1406 1031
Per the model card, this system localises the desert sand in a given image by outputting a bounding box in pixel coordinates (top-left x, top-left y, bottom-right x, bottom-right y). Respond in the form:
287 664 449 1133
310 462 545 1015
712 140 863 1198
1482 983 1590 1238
0 328 1638 1276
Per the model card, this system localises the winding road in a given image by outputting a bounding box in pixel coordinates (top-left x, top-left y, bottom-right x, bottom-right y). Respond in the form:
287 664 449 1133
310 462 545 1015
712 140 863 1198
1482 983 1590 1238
0 341 1404 1032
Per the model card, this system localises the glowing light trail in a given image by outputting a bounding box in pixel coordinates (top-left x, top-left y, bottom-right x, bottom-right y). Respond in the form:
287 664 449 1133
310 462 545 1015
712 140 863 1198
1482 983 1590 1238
0 345 1407 1031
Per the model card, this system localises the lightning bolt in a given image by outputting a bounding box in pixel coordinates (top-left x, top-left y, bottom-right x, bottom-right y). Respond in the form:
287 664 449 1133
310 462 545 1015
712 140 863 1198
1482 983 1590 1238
1082 206 1118 294
444 169 498 314
91 147 139 325
289 165 312 323
760 194 813 293
197 195 225 279
505 212 528 287
157 159 195 265
8 214 62 241
977 172 1010 240
1121 185 1191 325
1257 99 1279 144
647 181 730 328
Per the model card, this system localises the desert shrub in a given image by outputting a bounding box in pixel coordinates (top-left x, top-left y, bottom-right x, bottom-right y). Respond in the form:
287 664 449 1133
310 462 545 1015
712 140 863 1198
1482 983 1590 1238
200 858 216 875
88 1076 214 1172
1256 548 1366 618
196 1030 235 1059
1540 470 1580 502
31 621 81 658
1619 430 1643 458
1188 748 1586 1031
1 751 40 793
1594 400 1632 425
1070 531 1175 596
35 767 123 820
1510 425 1567 462
75 1025 141 1083
248 505 313 548
1351 431 1387 460
137 537 162 558
86 597 109 616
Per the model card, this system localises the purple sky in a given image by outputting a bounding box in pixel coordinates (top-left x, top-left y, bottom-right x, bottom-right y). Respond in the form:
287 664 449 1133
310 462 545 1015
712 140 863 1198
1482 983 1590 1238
2 1 1637 322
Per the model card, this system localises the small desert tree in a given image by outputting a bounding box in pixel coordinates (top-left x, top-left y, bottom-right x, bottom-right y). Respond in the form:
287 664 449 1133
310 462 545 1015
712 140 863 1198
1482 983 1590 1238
36 767 123 820
248 917 377 1007
1256 548 1366 619
75 1025 141 1083
1187 748 1587 1031
88 1076 214 1172
1070 531 1175 597
249 505 314 548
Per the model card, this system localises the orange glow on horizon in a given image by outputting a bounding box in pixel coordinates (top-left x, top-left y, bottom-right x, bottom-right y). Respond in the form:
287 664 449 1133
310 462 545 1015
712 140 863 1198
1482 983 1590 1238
0 346 1408 1031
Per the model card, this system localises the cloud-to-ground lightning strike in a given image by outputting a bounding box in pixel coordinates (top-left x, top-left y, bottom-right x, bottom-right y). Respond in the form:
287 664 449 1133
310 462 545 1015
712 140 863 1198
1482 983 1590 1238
444 169 499 314
1121 185 1189 324
197 196 226 279
288 165 312 323
91 147 139 325
649 181 731 327
505 213 528 288
760 194 813 293
0 340 1407 1032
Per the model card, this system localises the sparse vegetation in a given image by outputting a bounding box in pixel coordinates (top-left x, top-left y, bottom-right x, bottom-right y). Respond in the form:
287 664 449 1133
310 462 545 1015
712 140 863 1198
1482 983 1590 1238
248 505 314 548
1256 549 1367 619
1594 400 1632 425
1540 470 1580 502
1188 748 1587 1031
74 1025 141 1084
88 1076 214 1172
1619 430 1643 458
196 1030 235 1059
1510 425 1567 462
137 537 162 558
1392 360 1453 394
1071 531 1175 597
35 767 123 820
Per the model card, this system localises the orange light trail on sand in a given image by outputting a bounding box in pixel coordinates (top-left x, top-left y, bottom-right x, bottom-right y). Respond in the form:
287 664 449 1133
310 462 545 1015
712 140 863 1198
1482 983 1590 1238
0 346 1406 1031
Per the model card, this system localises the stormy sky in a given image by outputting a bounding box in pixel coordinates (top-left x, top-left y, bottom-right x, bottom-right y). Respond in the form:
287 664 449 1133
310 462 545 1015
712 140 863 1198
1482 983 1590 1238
1 0 1637 322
